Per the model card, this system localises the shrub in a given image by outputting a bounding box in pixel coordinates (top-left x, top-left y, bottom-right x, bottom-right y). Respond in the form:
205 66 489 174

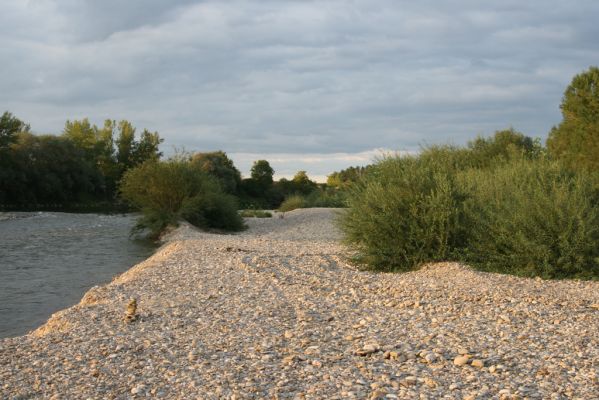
304 188 348 208
278 195 307 212
120 159 244 238
339 154 467 271
459 157 599 279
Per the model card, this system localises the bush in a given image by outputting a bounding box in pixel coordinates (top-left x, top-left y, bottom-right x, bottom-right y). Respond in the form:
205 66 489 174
459 157 599 279
120 159 244 238
304 188 348 208
278 195 307 212
339 154 466 271
340 147 599 279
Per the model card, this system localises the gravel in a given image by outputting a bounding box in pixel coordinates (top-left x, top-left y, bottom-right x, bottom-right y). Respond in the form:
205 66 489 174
1 208 598 399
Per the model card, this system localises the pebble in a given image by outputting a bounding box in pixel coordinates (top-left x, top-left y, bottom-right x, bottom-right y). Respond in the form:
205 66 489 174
454 355 470 366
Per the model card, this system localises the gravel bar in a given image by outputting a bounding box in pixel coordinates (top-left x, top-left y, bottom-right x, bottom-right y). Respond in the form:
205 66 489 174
1 208 598 399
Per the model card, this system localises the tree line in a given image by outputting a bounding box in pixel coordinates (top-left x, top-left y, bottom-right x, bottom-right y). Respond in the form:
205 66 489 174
0 116 162 209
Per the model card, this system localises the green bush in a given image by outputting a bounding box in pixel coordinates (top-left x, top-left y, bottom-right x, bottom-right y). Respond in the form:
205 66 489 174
459 157 599 279
120 159 244 238
340 147 599 279
339 155 467 271
278 195 307 212
305 188 348 208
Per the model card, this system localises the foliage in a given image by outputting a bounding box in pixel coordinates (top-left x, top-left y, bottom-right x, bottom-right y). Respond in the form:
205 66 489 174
340 137 599 279
0 133 103 206
250 160 274 187
340 154 466 271
191 151 242 194
458 157 599 279
239 209 273 218
119 159 244 238
304 187 348 208
547 66 599 171
278 195 307 212
327 166 369 188
0 111 29 149
0 114 163 209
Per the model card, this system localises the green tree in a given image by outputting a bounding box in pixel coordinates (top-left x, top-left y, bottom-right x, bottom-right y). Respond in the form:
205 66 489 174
191 151 241 194
547 66 599 171
120 159 244 238
0 111 29 149
116 120 136 170
291 170 318 195
250 160 274 188
133 129 163 166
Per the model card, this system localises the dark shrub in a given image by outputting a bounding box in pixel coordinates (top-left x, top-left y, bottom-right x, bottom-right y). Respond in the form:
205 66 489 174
120 159 244 238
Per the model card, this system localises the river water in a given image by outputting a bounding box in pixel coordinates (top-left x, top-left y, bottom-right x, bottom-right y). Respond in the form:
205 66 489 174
0 212 156 338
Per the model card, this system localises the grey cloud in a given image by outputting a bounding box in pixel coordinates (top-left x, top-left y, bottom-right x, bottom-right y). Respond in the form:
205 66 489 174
1 0 599 163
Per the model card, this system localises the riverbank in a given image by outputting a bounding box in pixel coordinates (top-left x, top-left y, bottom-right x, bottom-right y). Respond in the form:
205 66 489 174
1 208 598 399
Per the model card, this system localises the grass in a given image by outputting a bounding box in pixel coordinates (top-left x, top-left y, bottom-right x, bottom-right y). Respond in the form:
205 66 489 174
239 209 273 218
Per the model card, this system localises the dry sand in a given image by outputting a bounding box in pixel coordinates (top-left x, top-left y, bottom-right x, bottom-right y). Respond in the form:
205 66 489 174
1 208 598 399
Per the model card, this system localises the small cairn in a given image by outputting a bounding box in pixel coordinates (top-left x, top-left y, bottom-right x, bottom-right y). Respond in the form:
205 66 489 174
124 298 138 323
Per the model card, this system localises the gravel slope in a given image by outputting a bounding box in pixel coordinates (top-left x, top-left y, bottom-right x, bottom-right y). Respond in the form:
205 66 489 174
1 208 598 399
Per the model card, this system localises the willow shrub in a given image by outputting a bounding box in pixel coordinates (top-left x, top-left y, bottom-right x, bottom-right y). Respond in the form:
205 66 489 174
120 159 244 238
339 154 467 272
341 150 599 279
458 157 599 279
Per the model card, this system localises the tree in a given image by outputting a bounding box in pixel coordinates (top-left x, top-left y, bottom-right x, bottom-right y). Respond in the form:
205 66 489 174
291 170 318 195
547 66 599 171
250 160 274 186
0 111 29 149
467 128 537 165
191 151 241 194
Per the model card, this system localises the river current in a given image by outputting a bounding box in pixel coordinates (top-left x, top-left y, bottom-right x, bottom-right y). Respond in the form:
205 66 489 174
0 212 155 338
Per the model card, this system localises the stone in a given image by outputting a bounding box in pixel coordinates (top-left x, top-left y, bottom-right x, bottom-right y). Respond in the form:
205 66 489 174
471 359 484 368
453 355 469 366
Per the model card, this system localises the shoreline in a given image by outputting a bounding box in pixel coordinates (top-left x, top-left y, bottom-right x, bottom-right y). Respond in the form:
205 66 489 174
1 208 598 399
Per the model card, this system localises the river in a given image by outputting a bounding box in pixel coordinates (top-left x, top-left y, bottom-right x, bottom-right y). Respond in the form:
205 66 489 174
0 212 155 338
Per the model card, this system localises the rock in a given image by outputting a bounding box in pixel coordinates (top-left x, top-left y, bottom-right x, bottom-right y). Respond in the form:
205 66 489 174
131 384 146 395
454 355 469 366
471 359 484 368
370 389 387 399
423 377 437 388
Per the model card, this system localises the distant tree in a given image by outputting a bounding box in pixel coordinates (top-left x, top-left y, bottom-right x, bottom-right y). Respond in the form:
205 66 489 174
468 128 536 162
133 129 163 166
547 66 599 171
291 170 318 195
327 166 368 188
116 120 136 171
251 160 274 186
0 111 29 149
191 151 241 194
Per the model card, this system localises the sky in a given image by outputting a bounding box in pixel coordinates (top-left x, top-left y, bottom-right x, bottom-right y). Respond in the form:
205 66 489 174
1 1 598 181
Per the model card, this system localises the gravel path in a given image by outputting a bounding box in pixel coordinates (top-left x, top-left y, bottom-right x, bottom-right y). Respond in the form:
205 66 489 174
1 208 598 399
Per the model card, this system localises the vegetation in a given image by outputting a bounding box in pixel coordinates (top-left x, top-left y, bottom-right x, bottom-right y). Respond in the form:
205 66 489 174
341 127 599 279
0 115 162 209
239 209 273 218
120 159 244 238
278 195 307 212
459 157 599 279
547 66 599 171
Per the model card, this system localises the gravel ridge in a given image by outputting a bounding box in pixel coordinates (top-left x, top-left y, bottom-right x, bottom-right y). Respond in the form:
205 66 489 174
1 208 598 399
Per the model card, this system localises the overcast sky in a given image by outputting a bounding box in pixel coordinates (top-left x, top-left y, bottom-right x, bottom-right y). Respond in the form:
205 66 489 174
2 1 598 180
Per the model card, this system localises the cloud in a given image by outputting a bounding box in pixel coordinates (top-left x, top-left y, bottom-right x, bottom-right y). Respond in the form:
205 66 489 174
1 0 598 176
